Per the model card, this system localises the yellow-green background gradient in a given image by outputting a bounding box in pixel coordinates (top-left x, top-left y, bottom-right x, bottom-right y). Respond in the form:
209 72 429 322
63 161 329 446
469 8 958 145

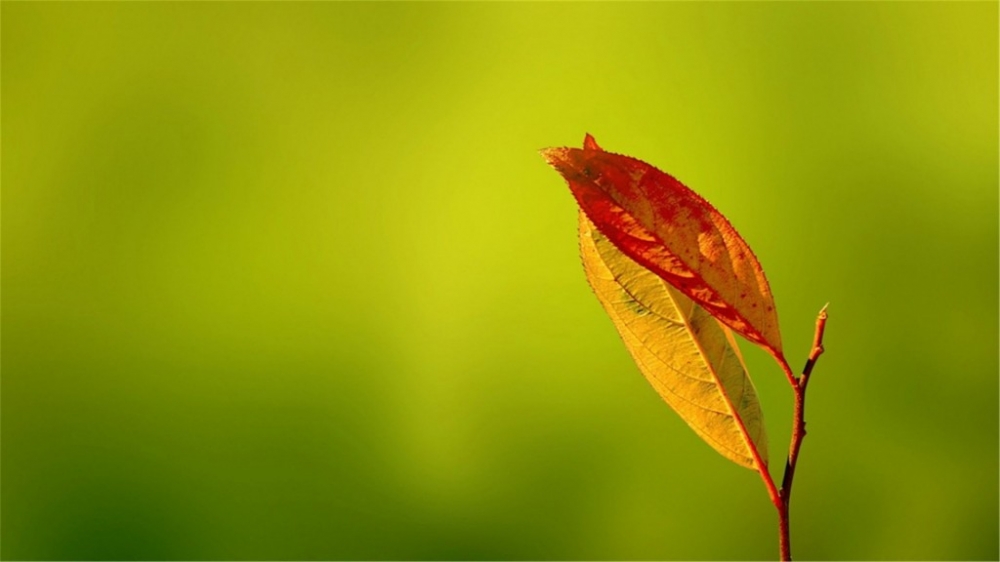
3 3 997 560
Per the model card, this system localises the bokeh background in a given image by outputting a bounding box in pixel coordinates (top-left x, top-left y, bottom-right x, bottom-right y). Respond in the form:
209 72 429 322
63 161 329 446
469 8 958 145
3 2 997 560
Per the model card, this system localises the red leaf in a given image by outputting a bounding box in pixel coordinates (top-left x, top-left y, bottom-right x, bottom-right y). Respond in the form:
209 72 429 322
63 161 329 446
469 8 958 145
541 134 784 360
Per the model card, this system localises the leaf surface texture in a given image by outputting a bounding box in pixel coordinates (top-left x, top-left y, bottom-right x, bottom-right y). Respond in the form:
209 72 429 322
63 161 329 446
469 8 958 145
542 135 783 359
579 212 769 470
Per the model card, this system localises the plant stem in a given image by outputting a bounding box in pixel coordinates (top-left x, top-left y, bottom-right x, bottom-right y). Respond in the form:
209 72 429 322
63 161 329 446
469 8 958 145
772 305 828 562
778 498 791 561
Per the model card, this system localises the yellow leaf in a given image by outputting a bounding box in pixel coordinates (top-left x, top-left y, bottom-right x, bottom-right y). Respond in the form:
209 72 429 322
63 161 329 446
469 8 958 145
579 212 769 471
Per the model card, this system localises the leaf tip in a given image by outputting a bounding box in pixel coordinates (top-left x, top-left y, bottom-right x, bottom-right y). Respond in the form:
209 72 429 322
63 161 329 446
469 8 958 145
583 133 602 151
538 146 566 167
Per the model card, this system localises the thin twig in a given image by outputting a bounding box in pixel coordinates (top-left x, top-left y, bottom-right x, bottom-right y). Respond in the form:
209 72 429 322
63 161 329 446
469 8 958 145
774 305 829 562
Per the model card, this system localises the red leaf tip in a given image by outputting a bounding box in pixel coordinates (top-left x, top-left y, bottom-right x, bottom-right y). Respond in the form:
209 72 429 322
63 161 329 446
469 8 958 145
583 133 602 151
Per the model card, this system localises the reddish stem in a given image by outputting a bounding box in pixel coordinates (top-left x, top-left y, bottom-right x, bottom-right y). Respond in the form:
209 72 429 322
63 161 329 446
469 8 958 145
768 305 828 562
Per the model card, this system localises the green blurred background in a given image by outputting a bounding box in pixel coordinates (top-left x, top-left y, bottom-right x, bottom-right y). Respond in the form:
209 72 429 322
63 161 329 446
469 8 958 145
3 2 997 560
